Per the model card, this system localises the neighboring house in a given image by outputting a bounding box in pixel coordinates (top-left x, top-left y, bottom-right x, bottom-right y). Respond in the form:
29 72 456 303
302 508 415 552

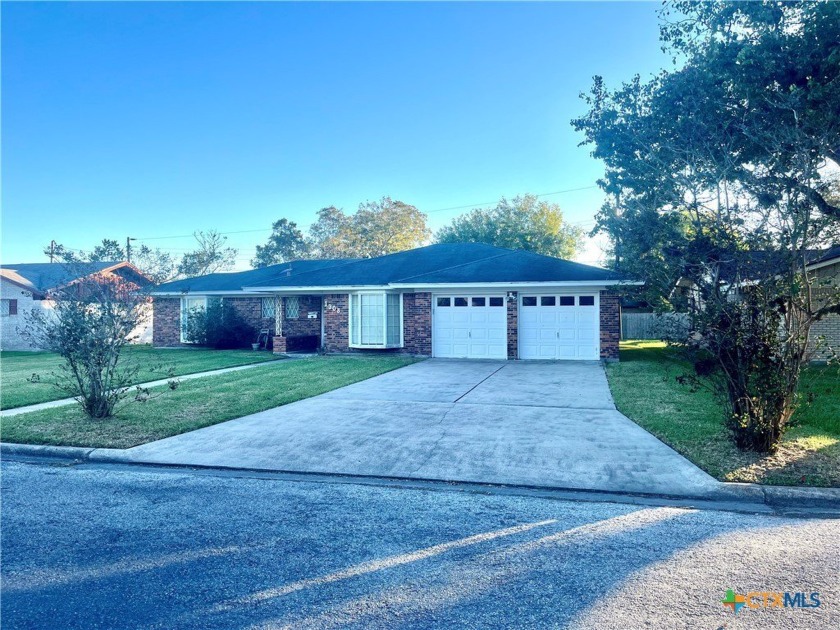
151 243 640 361
808 245 840 361
0 261 153 351
668 246 840 362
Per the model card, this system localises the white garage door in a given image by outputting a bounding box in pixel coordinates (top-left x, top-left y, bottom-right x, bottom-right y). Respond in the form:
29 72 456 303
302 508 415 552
433 295 507 359
519 294 600 360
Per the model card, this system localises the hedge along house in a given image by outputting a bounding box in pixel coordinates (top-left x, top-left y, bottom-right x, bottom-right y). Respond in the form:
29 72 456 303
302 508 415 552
151 243 641 361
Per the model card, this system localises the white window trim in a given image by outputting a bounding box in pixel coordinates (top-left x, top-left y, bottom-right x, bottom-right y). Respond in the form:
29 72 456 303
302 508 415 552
348 291 403 349
180 296 208 343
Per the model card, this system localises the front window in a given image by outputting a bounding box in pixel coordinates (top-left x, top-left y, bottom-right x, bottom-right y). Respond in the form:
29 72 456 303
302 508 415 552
349 292 403 348
0 299 17 317
180 296 208 342
262 297 276 318
285 296 300 319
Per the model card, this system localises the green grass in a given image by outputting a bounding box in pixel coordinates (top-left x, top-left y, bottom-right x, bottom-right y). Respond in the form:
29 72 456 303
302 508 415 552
0 346 279 410
0 355 418 448
607 340 840 487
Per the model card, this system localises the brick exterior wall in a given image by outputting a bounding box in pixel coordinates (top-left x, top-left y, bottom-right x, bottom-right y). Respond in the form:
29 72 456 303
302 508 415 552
152 297 182 346
507 292 518 359
228 297 274 340
809 261 839 362
322 294 349 352
403 292 432 356
153 295 321 348
282 295 322 338
599 291 621 361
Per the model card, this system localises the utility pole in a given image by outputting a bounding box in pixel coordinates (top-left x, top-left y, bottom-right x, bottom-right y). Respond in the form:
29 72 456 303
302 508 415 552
126 237 136 263
49 240 57 263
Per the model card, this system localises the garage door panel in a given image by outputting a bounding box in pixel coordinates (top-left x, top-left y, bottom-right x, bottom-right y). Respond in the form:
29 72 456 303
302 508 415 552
557 345 578 359
487 328 505 341
433 295 507 359
519 294 599 361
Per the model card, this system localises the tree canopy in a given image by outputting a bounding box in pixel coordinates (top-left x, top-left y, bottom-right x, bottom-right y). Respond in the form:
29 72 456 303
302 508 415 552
572 0 840 452
436 195 584 259
253 197 431 262
176 230 238 277
251 219 310 268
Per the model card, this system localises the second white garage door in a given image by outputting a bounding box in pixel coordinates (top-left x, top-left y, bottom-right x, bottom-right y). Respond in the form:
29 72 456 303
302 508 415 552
432 295 507 359
519 294 600 360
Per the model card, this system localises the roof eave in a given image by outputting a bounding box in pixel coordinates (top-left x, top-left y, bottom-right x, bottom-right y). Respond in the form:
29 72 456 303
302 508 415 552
388 280 644 289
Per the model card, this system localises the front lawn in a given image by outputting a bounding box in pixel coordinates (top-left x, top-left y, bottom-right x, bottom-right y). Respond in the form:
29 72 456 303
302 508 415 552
0 355 418 448
607 340 840 487
0 346 278 410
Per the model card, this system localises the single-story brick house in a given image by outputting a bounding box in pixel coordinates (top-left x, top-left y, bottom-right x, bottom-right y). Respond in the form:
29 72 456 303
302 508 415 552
1 261 152 350
151 243 641 361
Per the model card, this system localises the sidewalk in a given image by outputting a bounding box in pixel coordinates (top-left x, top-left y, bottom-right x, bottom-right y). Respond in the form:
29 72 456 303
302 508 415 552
0 359 286 417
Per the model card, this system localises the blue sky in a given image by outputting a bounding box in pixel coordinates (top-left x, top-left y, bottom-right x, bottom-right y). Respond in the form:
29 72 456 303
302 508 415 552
2 1 668 267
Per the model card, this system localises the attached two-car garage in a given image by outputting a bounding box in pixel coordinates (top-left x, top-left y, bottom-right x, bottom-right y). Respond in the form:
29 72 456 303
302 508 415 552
431 292 600 360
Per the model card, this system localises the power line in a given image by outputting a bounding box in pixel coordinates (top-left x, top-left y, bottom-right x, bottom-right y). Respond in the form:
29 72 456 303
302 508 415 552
423 185 599 214
132 185 600 242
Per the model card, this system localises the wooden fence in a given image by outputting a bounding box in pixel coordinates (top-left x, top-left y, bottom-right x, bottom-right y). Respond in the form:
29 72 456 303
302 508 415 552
621 312 690 340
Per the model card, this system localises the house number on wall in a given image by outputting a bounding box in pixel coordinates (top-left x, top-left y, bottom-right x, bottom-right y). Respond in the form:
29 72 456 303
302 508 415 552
326 304 341 313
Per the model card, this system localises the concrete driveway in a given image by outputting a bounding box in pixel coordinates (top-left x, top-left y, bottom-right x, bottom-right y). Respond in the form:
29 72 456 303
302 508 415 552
116 359 719 497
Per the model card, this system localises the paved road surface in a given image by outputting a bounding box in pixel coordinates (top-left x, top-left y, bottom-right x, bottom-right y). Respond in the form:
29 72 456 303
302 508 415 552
2 460 837 629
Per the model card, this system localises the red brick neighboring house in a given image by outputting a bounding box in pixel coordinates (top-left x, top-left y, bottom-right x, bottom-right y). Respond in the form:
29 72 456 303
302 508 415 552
151 243 641 361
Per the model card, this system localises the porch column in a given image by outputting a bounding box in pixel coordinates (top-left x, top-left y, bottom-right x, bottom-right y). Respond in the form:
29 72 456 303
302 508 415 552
273 295 286 354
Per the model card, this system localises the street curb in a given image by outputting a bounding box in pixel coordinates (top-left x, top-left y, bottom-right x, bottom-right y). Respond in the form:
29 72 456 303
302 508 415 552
1 443 94 460
3 441 839 513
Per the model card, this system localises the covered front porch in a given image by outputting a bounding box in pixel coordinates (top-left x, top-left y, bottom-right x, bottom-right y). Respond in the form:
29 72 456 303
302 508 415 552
262 294 324 354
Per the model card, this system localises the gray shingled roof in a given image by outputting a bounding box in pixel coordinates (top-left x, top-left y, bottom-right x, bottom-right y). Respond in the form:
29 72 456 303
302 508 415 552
154 259 355 293
154 244 628 294
0 262 123 293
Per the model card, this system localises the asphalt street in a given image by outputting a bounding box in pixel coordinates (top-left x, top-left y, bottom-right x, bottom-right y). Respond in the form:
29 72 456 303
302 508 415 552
1 460 838 629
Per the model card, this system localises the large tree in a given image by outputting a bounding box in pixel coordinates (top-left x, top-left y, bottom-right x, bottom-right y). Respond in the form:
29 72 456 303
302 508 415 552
436 195 584 259
259 198 430 261
573 0 840 452
339 197 430 258
177 230 238 277
308 206 348 258
251 219 311 268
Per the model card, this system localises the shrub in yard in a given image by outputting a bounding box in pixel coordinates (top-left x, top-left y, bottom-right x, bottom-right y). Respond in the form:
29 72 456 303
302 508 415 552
677 281 817 452
183 300 255 349
21 268 178 418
